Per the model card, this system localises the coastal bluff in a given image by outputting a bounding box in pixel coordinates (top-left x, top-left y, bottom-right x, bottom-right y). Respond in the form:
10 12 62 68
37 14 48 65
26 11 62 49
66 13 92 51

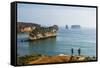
17 22 41 32
29 25 58 40
17 22 59 41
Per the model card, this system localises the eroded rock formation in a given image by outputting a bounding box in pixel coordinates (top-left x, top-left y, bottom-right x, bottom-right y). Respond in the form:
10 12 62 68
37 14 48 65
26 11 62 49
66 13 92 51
17 22 58 40
29 25 58 40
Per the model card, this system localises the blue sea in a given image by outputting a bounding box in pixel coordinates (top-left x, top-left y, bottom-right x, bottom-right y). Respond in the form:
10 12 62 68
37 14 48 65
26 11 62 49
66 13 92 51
17 28 96 57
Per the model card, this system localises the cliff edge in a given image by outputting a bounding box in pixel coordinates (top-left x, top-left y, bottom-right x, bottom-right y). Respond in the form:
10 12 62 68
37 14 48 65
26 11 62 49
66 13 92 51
29 25 58 40
17 22 58 41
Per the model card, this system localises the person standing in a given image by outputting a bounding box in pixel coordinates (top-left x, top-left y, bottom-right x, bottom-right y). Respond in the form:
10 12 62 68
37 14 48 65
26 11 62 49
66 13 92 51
78 48 81 56
71 48 74 56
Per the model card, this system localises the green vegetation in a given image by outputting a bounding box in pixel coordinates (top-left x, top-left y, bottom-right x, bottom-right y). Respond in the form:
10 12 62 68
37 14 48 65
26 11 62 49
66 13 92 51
84 56 96 61
17 53 42 65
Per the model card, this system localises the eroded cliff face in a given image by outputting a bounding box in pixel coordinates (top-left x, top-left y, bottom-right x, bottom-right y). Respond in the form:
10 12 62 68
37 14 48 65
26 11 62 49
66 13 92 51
17 22 41 32
29 32 57 40
29 25 58 40
17 22 58 40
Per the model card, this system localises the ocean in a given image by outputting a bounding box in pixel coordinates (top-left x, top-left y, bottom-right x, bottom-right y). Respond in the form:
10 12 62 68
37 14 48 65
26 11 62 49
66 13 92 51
17 28 96 57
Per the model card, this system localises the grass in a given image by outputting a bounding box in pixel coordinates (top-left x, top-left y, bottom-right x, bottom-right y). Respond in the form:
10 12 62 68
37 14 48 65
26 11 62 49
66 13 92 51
17 53 42 65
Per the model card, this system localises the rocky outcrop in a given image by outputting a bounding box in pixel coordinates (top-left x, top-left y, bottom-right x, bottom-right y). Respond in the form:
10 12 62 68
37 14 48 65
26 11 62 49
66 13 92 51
17 22 58 40
17 22 41 32
29 25 58 40
66 25 68 29
71 25 81 29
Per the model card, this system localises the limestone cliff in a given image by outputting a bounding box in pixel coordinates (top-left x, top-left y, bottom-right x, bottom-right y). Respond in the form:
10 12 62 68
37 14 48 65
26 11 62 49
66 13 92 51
66 25 68 29
29 25 58 40
17 22 58 40
17 22 41 32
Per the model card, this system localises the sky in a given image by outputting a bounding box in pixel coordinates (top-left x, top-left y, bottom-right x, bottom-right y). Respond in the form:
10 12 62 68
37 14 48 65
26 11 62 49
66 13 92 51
17 3 96 28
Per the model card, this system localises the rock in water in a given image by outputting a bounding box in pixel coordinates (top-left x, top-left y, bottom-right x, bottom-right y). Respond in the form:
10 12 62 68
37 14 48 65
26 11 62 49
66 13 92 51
66 25 68 29
71 25 81 29
29 25 59 40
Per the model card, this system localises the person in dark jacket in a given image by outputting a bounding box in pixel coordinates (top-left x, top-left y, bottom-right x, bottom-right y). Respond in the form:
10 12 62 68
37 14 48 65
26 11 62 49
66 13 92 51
78 48 81 56
71 48 74 56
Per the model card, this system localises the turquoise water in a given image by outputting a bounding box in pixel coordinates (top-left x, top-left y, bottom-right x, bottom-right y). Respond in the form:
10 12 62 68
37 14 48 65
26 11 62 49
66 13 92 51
17 28 96 57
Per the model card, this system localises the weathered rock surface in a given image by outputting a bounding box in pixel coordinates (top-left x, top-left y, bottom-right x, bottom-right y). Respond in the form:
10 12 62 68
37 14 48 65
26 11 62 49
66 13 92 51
17 22 41 32
29 25 58 40
17 22 59 40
